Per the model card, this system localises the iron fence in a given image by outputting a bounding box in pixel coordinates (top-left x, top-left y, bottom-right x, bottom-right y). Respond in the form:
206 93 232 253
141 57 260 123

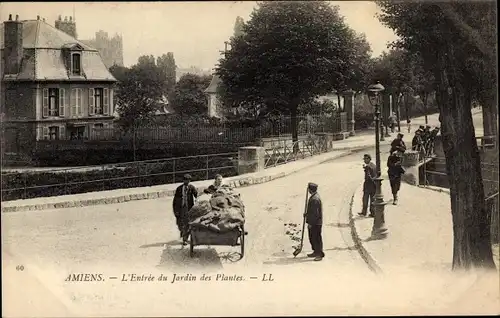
1 152 238 202
262 134 331 168
86 113 347 143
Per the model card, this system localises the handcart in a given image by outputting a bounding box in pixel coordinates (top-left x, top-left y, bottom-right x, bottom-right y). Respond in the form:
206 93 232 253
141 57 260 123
189 225 246 258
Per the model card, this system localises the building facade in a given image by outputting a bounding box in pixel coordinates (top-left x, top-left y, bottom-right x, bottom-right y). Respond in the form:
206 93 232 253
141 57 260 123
0 14 117 155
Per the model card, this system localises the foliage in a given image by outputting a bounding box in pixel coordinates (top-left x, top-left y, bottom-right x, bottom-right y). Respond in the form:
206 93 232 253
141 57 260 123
216 1 363 143
298 99 337 116
112 62 165 130
2 155 237 201
169 74 212 116
157 52 177 95
376 1 496 269
233 16 246 38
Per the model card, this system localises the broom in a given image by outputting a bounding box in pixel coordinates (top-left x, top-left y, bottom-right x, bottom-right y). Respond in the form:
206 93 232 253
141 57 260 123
293 185 309 257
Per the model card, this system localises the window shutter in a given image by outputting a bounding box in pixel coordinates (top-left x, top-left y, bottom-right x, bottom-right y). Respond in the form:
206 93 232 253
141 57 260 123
71 89 77 116
59 89 65 117
43 127 49 140
77 88 83 115
89 88 95 115
59 125 66 140
109 89 114 115
37 127 43 140
42 88 49 117
103 88 109 115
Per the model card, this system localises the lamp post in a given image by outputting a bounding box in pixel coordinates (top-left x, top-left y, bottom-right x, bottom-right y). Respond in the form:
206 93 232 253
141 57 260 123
367 81 388 240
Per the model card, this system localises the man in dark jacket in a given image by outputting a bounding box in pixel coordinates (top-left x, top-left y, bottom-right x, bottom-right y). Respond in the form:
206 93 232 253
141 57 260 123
304 182 324 261
390 133 407 154
172 174 198 244
359 154 377 217
412 130 423 151
387 151 405 205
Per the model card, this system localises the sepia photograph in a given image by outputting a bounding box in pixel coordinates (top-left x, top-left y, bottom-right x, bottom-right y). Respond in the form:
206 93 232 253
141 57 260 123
1 0 498 316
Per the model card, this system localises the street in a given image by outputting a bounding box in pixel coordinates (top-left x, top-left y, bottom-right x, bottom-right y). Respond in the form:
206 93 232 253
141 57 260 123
3 143 492 316
2 147 393 316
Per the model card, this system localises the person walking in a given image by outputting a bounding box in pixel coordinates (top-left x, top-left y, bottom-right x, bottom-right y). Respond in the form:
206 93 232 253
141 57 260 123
172 174 198 244
390 133 407 154
304 182 324 261
407 119 412 133
387 151 405 205
359 154 377 217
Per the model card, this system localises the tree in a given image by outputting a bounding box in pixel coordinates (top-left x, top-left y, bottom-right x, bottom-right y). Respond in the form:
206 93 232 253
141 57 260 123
169 74 212 116
377 1 496 270
217 1 359 148
233 16 245 38
113 62 165 130
157 52 177 96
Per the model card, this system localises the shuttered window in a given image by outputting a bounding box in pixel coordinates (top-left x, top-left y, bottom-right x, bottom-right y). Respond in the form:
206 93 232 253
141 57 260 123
89 88 95 115
43 127 49 140
59 125 66 140
59 88 65 117
42 88 49 117
103 88 109 115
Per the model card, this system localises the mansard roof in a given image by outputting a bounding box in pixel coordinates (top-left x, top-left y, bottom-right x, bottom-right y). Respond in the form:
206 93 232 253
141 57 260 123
0 19 115 81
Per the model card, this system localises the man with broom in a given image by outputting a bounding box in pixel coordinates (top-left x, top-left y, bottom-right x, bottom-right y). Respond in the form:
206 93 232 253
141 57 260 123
303 182 324 261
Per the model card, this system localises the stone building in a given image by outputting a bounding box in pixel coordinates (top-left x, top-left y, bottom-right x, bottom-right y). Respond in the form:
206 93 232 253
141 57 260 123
81 30 124 69
0 14 116 156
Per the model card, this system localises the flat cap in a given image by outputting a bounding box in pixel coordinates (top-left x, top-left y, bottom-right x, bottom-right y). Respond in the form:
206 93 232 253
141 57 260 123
183 174 192 180
308 182 318 191
363 153 372 160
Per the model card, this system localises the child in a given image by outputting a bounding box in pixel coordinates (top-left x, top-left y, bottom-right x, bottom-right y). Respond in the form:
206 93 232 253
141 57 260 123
407 119 412 133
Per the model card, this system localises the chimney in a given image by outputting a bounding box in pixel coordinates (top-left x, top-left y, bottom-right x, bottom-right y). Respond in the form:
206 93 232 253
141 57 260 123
54 14 77 38
3 13 23 75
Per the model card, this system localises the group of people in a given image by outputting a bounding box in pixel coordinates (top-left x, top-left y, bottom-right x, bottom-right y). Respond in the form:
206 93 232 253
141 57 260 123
359 133 407 218
411 125 440 158
172 173 224 244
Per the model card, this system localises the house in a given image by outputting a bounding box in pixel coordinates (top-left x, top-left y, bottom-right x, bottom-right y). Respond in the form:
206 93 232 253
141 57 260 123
0 14 117 154
204 74 224 118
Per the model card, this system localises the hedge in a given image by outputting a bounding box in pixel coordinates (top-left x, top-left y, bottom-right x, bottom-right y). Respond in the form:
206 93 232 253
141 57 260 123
1 154 238 201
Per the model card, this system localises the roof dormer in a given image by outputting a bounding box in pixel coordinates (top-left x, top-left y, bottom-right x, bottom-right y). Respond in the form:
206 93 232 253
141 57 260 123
62 43 84 51
62 43 84 77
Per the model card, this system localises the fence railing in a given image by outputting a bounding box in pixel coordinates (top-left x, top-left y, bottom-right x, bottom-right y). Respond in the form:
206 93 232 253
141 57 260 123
262 134 331 168
1 152 238 202
84 113 347 143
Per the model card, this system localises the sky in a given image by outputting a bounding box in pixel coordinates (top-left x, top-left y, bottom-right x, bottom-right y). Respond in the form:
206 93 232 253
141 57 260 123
0 1 399 69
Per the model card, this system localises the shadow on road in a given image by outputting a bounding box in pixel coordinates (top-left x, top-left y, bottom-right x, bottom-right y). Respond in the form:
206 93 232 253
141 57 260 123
157 245 224 270
262 255 315 266
139 240 179 249
325 246 357 251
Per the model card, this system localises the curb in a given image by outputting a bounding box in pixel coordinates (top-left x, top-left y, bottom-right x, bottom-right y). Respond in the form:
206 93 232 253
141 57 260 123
418 185 450 194
348 184 384 275
2 147 371 213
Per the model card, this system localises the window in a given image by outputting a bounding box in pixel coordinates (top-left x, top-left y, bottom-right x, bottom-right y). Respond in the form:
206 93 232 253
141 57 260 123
95 88 103 114
42 88 65 118
42 126 58 140
89 88 110 115
69 126 85 140
70 88 83 117
71 53 81 75
94 123 104 129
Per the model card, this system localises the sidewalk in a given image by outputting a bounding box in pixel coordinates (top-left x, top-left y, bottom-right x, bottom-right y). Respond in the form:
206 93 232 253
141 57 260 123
2 132 395 213
350 178 499 315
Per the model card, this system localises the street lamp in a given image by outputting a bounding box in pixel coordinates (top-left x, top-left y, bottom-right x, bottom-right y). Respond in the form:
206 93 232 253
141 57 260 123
367 81 388 240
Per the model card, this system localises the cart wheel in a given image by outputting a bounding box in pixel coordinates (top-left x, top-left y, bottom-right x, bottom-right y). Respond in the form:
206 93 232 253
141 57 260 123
189 231 194 258
240 227 245 258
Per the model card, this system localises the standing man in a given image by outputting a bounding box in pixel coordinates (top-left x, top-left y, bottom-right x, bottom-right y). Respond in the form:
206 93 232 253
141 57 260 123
359 154 377 217
172 174 198 244
387 151 406 205
304 182 324 261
